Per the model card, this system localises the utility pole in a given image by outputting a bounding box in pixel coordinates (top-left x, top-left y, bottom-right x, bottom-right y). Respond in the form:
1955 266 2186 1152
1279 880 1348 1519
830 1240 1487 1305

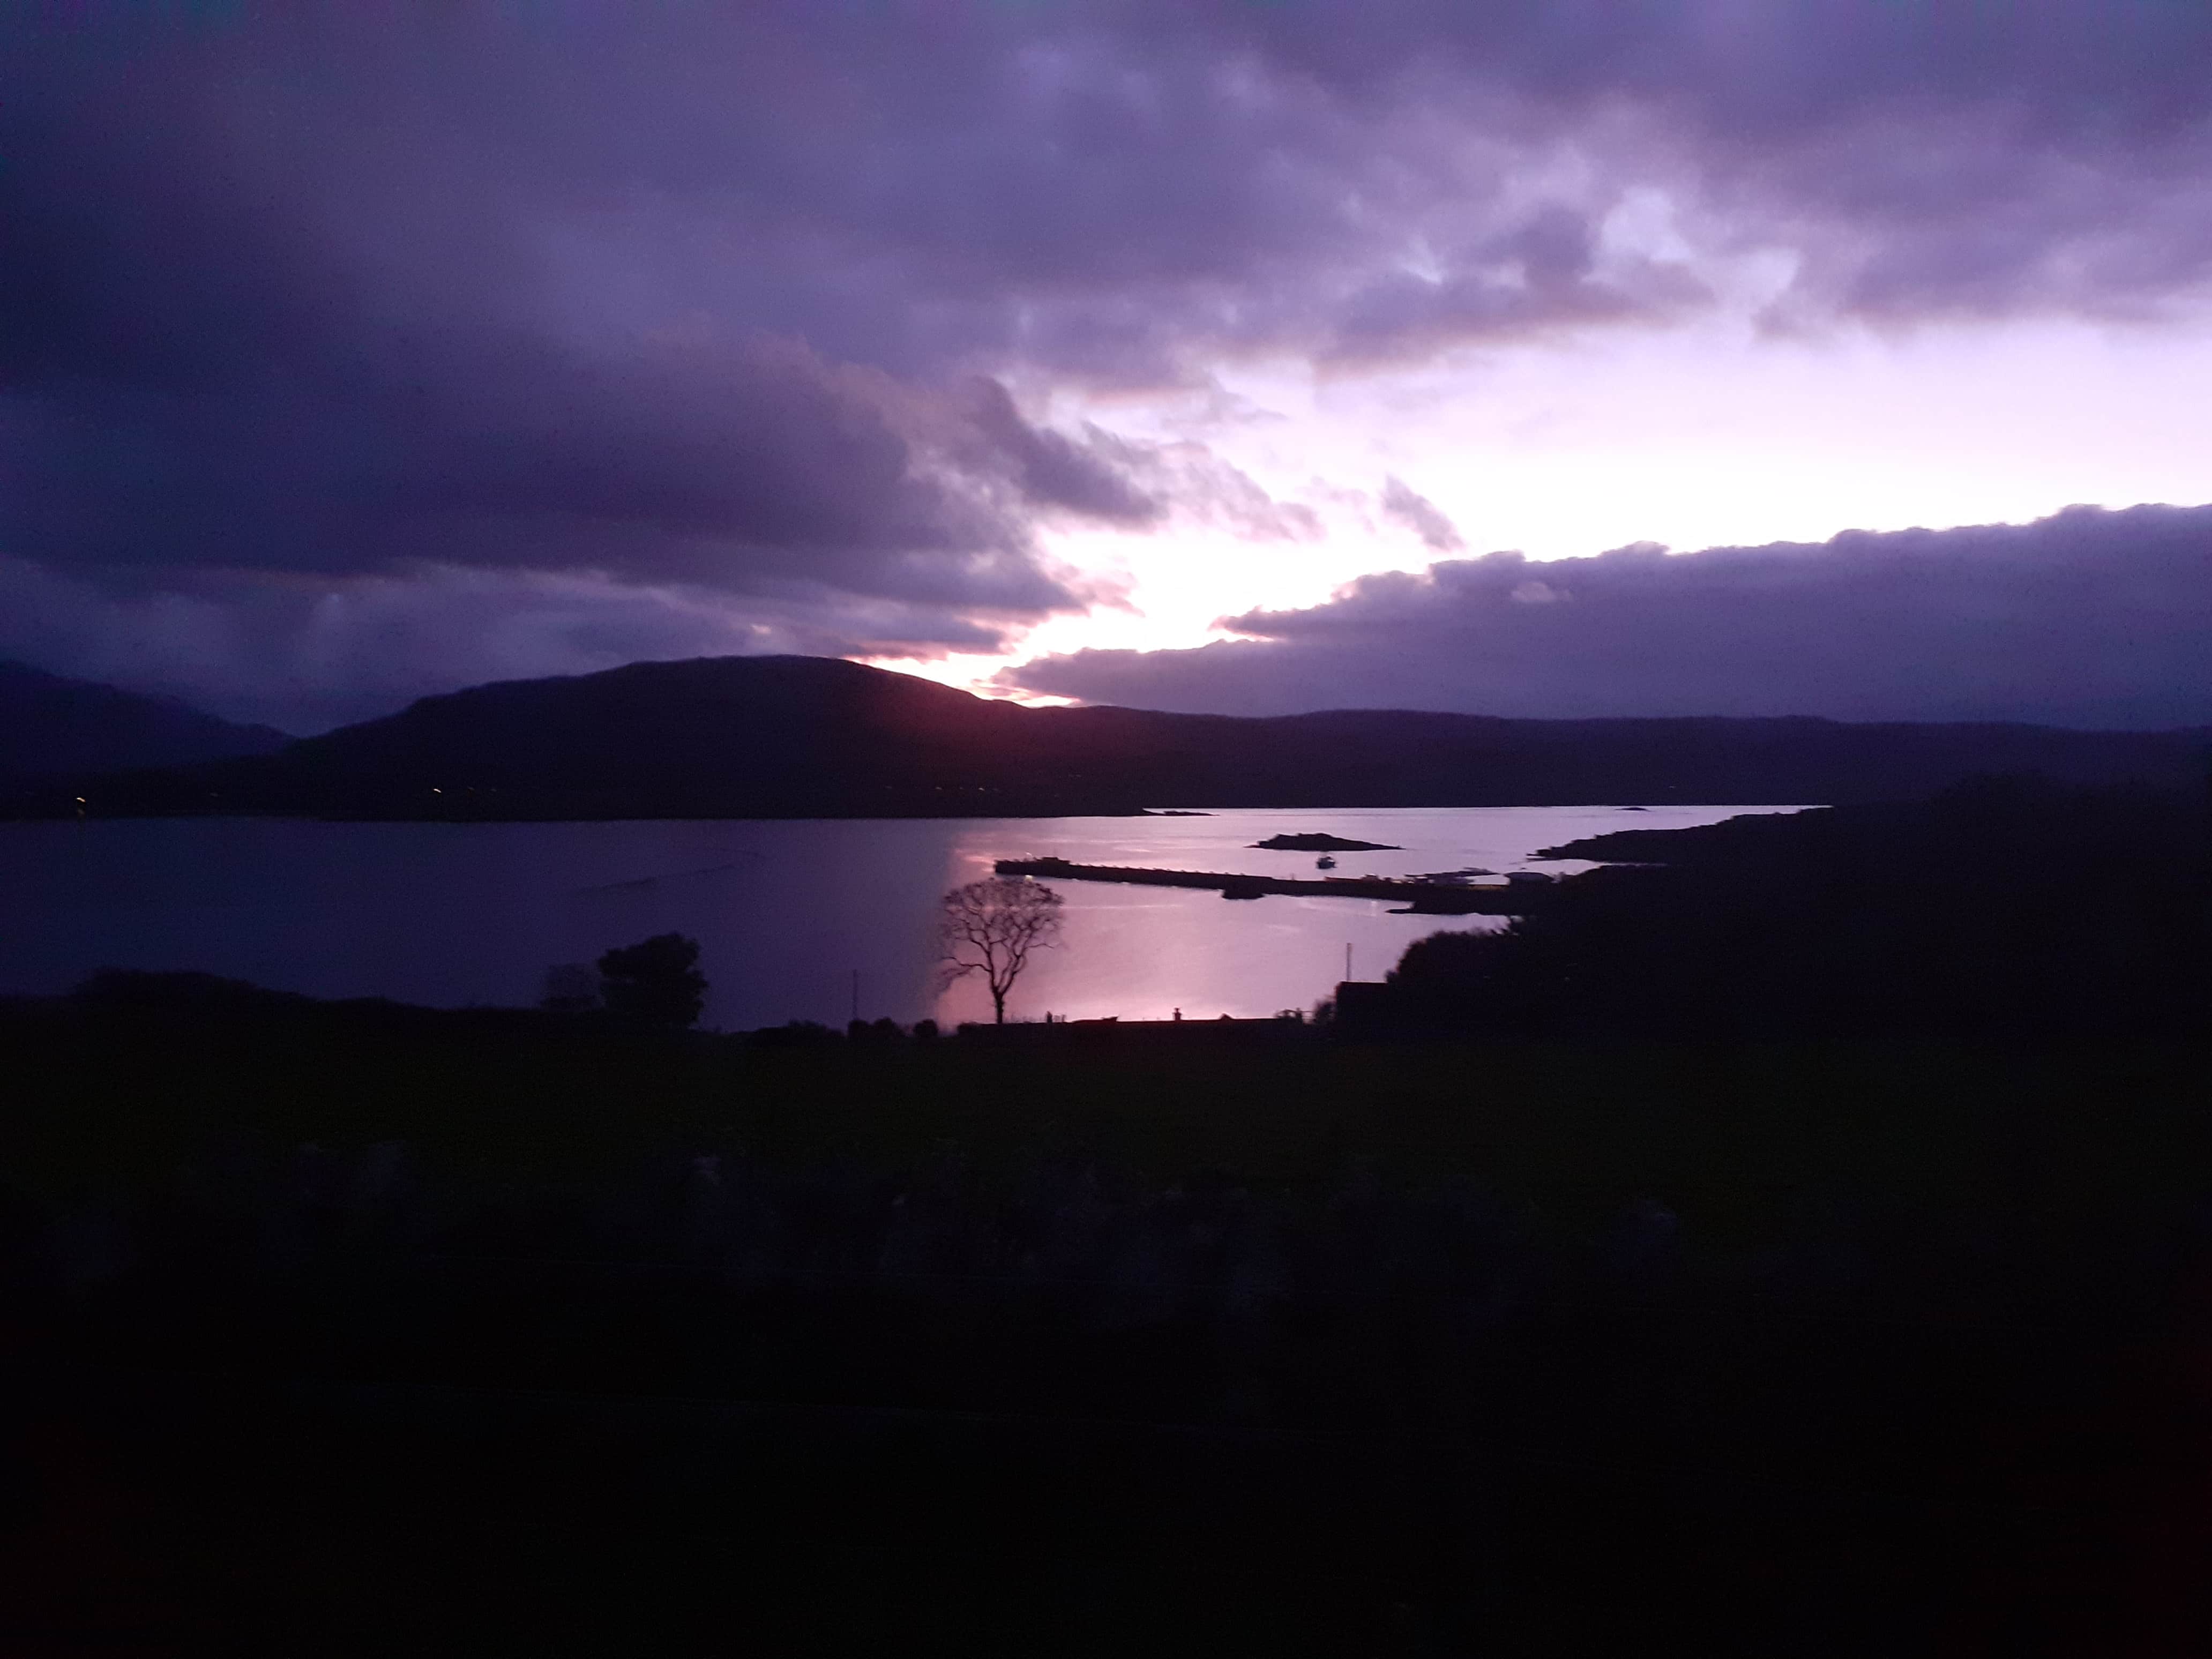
850 969 860 1025
1344 942 1353 982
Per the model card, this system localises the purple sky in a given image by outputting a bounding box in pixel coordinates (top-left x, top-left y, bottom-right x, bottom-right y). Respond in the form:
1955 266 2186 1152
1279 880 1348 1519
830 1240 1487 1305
4 1 2211 730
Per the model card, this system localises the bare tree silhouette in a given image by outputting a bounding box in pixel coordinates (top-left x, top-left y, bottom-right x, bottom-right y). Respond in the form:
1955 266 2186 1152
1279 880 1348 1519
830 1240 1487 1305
937 877 1064 1024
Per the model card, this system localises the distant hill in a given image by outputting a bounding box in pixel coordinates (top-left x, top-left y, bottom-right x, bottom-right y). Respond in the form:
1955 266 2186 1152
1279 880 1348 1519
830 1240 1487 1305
0 661 290 786
8 654 2209 820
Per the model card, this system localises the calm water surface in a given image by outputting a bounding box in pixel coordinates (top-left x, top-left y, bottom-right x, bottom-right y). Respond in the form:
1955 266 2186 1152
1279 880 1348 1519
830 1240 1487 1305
0 806 1804 1028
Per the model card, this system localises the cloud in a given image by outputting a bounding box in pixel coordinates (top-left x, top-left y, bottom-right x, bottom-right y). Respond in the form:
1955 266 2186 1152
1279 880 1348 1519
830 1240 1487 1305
1380 476 1464 552
5 2 2212 722
957 379 1161 525
1006 504 2212 728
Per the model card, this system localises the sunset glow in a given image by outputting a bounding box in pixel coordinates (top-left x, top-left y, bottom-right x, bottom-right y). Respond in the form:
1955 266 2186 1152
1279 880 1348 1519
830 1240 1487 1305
6 1 2212 729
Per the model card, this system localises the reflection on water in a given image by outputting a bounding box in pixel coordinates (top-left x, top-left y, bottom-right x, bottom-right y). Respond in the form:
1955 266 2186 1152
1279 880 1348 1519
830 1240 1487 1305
0 805 1803 1028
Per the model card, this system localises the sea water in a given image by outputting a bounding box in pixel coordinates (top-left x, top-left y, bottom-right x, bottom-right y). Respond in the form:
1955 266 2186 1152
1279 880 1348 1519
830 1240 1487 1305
0 805 1804 1029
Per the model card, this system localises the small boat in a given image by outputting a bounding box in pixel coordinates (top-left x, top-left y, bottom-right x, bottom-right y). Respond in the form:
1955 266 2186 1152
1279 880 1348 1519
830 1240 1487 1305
1315 854 1336 870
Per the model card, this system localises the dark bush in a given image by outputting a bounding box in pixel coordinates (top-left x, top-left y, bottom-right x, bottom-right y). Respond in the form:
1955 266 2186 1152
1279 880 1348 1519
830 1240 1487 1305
595 933 707 1029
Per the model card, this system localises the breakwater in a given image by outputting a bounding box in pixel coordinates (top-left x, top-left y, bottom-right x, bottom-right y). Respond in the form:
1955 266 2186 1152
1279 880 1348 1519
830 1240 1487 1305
992 856 1544 914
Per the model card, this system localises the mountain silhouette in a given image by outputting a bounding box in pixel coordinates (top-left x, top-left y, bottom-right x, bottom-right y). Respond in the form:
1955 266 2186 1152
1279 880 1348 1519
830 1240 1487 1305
0 661 290 786
11 654 2208 819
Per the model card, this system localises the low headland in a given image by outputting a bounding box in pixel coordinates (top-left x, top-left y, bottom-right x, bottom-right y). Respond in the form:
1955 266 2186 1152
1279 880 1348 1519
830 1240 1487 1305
993 854 1527 913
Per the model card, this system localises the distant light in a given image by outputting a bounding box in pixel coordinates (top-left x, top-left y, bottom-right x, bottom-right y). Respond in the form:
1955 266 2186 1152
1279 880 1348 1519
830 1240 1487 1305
432 787 442 794
74 796 85 803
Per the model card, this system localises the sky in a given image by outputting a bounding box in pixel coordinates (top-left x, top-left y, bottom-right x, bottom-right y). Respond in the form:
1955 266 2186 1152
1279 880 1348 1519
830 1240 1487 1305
4 0 2211 732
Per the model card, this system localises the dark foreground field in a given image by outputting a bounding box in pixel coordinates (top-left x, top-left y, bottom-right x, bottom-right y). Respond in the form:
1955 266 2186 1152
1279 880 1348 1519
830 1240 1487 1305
5 977 2212 1655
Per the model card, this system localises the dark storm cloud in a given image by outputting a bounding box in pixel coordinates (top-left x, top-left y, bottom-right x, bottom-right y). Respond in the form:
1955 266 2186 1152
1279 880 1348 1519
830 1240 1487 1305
0 8 1171 633
5 1 2212 723
1007 504 2212 729
0 56 1114 608
956 379 1161 525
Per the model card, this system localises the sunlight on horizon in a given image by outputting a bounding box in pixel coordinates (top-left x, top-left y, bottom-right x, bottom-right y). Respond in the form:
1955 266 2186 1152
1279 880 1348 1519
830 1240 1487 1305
866 310 2212 705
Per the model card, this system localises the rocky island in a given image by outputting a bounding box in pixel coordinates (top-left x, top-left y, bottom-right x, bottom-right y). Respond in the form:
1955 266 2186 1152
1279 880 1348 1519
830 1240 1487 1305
1250 832 1402 852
